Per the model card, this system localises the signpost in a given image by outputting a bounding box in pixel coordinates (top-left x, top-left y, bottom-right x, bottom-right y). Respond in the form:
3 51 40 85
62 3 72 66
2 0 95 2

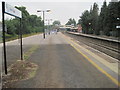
2 2 22 74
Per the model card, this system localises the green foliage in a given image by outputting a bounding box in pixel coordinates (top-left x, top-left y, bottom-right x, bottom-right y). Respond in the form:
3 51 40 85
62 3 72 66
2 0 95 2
5 33 15 39
80 3 99 34
53 20 61 26
78 1 119 37
66 18 76 26
5 6 43 37
80 10 91 34
5 19 17 35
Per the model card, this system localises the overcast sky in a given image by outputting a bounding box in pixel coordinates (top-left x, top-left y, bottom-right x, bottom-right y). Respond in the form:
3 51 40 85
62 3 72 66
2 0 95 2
0 0 111 25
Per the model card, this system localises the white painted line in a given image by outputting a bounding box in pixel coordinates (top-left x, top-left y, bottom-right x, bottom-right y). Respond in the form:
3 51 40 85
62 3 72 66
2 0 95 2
76 40 119 63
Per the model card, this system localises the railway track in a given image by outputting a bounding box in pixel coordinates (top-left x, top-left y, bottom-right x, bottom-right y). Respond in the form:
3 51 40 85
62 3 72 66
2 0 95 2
64 32 120 60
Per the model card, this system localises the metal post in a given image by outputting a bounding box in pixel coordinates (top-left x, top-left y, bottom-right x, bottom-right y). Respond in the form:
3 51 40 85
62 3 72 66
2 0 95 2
2 2 7 74
43 11 45 39
48 20 50 35
20 19 23 60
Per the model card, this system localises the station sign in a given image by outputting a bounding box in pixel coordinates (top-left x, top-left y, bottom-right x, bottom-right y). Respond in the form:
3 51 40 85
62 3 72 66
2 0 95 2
2 2 23 74
5 3 22 18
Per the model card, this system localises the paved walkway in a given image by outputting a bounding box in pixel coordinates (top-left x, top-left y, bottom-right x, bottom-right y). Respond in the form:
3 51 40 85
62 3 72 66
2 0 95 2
10 32 119 88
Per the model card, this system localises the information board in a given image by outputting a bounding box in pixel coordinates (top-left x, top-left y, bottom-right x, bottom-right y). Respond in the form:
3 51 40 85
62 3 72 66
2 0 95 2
5 3 22 18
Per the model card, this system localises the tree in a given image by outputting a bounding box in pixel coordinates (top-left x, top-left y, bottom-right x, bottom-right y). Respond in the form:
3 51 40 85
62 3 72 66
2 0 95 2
66 18 76 26
5 19 16 35
104 1 119 36
16 6 31 34
77 19 82 25
78 0 119 37
80 10 91 34
53 20 61 26
5 6 43 36
79 3 99 34
99 0 108 35
88 5 94 34
91 3 99 35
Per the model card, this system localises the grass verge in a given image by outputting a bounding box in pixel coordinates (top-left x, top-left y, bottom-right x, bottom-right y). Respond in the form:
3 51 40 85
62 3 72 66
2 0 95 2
23 45 39 60
5 32 42 42
2 60 38 88
2 45 39 88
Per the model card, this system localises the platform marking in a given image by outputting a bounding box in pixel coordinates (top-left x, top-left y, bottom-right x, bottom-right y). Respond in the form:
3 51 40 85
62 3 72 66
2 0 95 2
62 33 120 87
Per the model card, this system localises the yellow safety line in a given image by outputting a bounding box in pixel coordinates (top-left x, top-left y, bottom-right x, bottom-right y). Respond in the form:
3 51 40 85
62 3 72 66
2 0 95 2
62 34 120 87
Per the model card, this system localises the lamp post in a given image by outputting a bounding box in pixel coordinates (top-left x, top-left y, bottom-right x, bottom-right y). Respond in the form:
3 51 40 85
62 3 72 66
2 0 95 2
116 18 120 28
89 22 91 33
37 10 51 39
46 19 52 35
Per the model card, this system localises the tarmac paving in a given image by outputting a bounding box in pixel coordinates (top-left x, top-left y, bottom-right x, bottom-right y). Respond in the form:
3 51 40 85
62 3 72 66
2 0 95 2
7 32 118 88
